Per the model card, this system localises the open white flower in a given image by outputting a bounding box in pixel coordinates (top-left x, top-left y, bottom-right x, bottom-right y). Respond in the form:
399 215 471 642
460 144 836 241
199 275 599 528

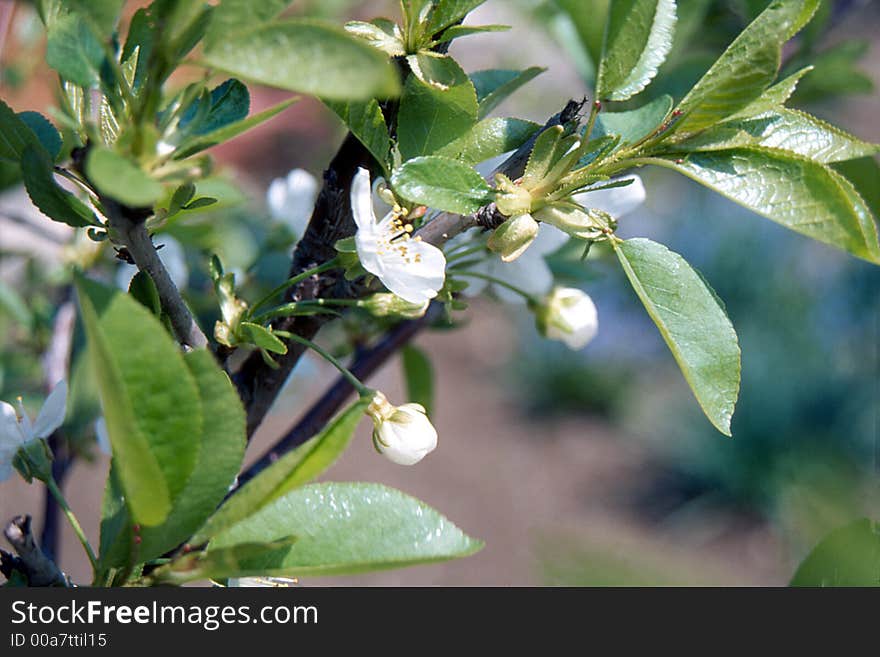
267 168 319 236
351 168 446 305
0 381 67 481
367 391 438 466
537 287 599 350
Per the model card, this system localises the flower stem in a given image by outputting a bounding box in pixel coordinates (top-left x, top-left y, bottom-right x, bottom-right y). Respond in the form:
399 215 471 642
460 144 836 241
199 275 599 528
250 258 340 315
450 269 540 305
46 477 98 572
446 243 489 266
250 297 361 323
273 330 372 396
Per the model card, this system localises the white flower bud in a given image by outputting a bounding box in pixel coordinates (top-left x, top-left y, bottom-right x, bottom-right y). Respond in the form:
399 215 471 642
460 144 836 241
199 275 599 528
366 391 438 466
537 287 598 350
487 213 539 262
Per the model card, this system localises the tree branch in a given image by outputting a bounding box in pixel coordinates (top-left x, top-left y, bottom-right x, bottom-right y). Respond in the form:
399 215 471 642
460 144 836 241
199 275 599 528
2 515 69 586
236 302 441 487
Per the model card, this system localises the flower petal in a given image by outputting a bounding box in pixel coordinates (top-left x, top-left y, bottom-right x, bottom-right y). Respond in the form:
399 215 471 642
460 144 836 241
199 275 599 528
351 168 378 233
33 381 67 440
0 401 25 450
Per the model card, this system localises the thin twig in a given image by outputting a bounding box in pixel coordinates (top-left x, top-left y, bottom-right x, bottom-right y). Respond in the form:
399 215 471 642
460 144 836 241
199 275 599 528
2 515 69 586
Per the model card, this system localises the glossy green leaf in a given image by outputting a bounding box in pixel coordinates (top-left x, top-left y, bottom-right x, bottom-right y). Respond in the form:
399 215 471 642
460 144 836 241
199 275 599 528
174 97 298 159
523 126 580 190
470 67 545 120
345 19 405 56
192 399 369 544
392 156 494 214
594 94 672 146
673 0 819 135
76 277 202 526
45 12 105 88
402 345 434 416
435 117 539 166
832 157 880 221
205 482 483 578
180 79 250 136
86 148 164 207
791 519 880 587
436 24 509 44
673 109 878 163
239 322 287 354
726 66 813 121
648 149 880 263
425 0 487 34
397 59 478 160
615 238 740 435
325 98 391 171
596 0 677 101
21 146 97 228
17 112 62 161
407 52 467 90
202 20 399 101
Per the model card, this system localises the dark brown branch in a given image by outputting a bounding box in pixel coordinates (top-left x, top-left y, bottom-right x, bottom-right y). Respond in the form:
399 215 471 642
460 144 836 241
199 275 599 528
2 515 68 586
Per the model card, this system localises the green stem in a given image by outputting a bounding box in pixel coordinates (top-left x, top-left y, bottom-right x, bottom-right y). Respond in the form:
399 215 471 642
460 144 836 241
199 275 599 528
273 330 371 396
250 258 340 315
250 297 362 323
451 269 540 305
46 477 98 571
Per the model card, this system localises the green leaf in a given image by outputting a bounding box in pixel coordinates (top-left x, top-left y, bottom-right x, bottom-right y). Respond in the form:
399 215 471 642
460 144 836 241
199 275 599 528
556 0 610 70
205 0 295 47
596 0 677 101
17 112 62 161
160 538 299 584
673 0 819 135
435 117 540 166
180 79 250 136
832 157 880 222
402 345 434 416
345 19 405 56
397 59 478 160
193 399 369 544
21 146 97 228
86 148 164 207
726 66 813 121
75 276 202 527
201 20 399 101
392 156 494 214
239 322 287 354
673 109 878 164
0 279 32 328
522 126 580 190
648 149 880 263
594 94 672 146
65 0 124 32
0 100 41 163
614 238 740 435
435 24 509 45
425 0 487 34
470 67 545 120
134 350 246 561
324 98 391 171
407 52 467 90
790 519 880 587
174 97 298 159
204 482 482 578
45 12 105 88
127 271 161 316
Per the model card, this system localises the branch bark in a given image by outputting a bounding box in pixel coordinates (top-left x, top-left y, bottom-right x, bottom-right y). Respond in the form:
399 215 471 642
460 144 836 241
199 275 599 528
2 515 69 586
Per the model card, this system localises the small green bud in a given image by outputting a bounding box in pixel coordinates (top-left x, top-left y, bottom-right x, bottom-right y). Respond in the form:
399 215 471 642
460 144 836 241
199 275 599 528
534 204 616 240
361 293 429 319
487 213 539 262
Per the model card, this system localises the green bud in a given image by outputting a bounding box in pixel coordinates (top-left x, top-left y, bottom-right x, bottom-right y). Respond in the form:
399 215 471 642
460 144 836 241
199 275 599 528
487 213 539 262
14 439 54 483
493 173 533 218
361 293 429 319
535 204 616 240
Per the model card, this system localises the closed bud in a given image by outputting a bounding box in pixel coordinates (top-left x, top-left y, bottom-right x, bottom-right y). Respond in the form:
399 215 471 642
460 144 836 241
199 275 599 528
366 392 438 466
534 204 616 240
487 213 539 262
536 287 599 350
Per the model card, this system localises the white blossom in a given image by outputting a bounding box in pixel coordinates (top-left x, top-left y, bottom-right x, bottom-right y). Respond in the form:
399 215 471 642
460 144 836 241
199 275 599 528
538 287 599 350
0 381 67 481
367 391 438 466
351 168 446 305
267 168 319 236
